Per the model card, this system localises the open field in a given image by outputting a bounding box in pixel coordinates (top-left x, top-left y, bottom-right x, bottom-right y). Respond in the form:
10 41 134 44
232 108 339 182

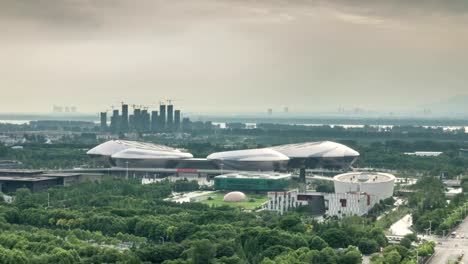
200 191 268 210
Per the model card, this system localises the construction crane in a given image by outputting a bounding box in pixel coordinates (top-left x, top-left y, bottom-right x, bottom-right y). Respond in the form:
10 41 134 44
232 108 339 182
166 98 180 105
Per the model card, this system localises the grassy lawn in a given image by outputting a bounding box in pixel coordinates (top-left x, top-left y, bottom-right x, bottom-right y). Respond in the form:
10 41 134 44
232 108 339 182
200 191 268 210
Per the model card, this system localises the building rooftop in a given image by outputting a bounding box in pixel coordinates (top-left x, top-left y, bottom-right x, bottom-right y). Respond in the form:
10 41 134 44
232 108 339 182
216 172 291 180
0 176 58 182
87 140 191 157
404 151 443 157
270 141 359 158
207 148 289 162
334 172 395 183
41 173 82 178
0 169 43 175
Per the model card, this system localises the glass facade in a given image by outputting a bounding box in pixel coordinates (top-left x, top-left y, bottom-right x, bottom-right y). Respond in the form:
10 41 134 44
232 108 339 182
214 176 290 191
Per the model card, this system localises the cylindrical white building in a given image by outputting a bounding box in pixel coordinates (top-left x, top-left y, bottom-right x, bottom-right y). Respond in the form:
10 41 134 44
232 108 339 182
333 172 395 200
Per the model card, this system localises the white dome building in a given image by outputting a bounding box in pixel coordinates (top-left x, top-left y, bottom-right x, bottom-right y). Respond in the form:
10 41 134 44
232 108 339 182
223 191 247 202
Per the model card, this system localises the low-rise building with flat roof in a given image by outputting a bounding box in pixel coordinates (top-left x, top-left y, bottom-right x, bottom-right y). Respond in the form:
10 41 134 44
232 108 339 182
0 170 104 193
0 176 59 193
0 169 43 176
214 172 291 191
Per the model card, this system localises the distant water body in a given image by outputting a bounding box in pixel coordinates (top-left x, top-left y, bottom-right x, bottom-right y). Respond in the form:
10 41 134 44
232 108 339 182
212 122 468 133
1 120 467 133
0 120 30 125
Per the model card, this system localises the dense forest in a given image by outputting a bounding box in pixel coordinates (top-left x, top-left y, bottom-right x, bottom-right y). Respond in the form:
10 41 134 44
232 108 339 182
0 179 434 264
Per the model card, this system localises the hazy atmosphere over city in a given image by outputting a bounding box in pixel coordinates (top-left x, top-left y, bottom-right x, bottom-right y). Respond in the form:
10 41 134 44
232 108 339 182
3 2 468 264
1 0 468 113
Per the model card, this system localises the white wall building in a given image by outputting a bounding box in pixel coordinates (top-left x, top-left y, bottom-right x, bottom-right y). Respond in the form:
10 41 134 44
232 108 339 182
333 172 395 200
265 190 301 215
266 190 381 218
325 192 380 218
404 151 443 157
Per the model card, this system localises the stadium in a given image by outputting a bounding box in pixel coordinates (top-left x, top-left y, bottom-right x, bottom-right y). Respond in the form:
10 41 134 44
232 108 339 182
87 140 360 171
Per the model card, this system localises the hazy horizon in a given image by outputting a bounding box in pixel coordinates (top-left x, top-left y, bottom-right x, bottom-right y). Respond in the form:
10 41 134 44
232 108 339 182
1 0 468 114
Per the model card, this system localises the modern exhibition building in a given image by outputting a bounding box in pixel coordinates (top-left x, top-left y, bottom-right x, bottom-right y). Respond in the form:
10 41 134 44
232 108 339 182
206 148 290 171
87 140 193 168
214 172 291 191
267 172 396 217
87 140 359 171
270 141 360 169
333 172 395 200
207 141 359 171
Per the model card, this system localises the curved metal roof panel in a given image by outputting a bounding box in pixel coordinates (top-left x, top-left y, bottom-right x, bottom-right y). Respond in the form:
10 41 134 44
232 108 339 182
207 148 289 162
111 148 193 160
87 140 188 157
270 141 359 158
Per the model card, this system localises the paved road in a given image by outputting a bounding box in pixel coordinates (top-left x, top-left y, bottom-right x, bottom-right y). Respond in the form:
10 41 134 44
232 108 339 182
429 217 468 264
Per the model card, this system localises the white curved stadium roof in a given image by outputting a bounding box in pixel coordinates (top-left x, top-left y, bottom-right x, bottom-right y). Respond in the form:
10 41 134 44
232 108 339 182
111 148 193 160
270 141 359 158
87 140 189 157
207 148 289 162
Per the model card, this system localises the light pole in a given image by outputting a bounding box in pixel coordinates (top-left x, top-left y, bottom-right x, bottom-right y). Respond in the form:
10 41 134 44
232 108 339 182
126 161 129 180
428 220 432 236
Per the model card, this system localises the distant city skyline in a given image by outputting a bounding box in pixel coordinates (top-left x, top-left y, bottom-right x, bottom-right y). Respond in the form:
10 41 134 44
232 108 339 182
1 94 468 116
1 0 467 114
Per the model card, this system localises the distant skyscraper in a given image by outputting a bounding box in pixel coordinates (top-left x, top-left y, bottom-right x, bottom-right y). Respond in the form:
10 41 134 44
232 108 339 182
141 109 150 131
129 115 134 129
159 104 166 130
53 105 63 113
174 110 181 131
110 109 120 133
151 111 159 132
167 104 174 131
268 108 273 116
134 109 141 132
100 112 107 132
182 117 191 131
284 107 289 114
121 104 129 132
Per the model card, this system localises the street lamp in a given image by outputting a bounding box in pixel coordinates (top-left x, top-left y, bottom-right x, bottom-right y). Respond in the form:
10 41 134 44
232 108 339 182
126 161 129 180
428 220 432 236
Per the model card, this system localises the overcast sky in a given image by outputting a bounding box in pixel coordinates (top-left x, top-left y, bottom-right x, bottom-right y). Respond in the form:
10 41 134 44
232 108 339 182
1 0 468 114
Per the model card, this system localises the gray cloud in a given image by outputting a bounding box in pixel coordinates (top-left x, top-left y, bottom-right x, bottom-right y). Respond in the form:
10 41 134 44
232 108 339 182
3 0 468 27
0 0 467 114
